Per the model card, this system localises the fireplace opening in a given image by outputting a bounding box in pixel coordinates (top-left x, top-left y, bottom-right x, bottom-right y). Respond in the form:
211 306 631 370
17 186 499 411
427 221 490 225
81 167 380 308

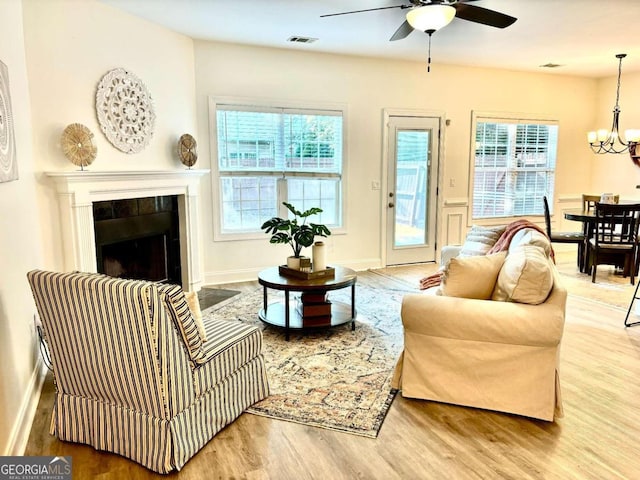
93 196 181 285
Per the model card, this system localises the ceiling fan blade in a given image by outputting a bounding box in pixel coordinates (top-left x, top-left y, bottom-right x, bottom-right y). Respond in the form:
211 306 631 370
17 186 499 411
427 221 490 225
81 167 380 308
453 3 517 29
320 5 409 18
390 20 414 41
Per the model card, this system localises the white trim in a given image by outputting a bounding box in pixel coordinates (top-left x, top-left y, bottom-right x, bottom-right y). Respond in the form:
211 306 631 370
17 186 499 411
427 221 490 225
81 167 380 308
444 198 469 207
204 258 382 285
468 110 559 224
208 96 349 242
4 356 48 455
380 108 446 267
45 170 209 292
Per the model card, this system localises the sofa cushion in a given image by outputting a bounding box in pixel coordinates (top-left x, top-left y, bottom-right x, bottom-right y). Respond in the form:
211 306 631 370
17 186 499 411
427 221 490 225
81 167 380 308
441 251 507 299
459 225 506 257
492 245 554 305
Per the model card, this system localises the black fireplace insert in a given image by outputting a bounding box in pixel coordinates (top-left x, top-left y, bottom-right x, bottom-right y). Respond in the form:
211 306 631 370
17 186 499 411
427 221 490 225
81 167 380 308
93 196 181 284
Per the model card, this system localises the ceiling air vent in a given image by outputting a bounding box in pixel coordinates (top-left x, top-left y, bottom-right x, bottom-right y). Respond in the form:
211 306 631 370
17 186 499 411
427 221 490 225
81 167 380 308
287 36 318 44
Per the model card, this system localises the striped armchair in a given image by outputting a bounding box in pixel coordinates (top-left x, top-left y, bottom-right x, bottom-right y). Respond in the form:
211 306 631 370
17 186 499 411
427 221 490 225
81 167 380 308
27 270 269 473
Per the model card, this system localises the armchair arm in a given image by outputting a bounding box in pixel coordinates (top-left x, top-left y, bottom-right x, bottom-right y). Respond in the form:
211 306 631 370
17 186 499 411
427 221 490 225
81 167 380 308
401 289 565 347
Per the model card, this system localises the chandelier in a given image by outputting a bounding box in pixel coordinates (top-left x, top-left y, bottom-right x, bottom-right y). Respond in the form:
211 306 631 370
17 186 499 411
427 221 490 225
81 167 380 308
588 53 640 155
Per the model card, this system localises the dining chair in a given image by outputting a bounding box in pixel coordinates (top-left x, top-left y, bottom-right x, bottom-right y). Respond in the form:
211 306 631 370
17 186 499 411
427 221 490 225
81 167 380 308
543 196 586 269
587 202 640 285
582 194 619 211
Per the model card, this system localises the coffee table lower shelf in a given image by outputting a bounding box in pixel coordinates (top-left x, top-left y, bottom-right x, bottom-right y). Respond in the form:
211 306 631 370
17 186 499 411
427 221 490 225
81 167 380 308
258 300 355 337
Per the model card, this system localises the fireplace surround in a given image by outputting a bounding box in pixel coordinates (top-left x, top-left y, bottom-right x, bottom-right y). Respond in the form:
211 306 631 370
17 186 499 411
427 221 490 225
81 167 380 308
46 170 209 291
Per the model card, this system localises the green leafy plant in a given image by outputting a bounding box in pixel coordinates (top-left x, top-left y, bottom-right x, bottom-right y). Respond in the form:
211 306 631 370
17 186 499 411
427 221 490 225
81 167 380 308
261 202 331 258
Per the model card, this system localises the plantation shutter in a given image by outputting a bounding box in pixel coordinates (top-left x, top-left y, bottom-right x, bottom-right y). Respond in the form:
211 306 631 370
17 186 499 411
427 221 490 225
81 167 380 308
473 116 558 219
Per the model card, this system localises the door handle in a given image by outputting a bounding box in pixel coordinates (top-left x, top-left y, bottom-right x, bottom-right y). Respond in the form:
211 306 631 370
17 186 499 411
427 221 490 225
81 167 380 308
389 202 395 208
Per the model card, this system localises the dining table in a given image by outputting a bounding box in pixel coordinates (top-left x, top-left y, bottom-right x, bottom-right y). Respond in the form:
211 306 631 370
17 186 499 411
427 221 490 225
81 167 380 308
563 203 640 274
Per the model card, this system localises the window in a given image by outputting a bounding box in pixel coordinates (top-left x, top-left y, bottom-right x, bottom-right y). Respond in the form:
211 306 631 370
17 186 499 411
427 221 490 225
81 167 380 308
212 101 344 235
471 113 558 219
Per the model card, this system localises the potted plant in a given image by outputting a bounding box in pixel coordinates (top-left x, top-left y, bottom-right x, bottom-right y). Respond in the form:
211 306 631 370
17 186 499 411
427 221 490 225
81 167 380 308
261 202 331 269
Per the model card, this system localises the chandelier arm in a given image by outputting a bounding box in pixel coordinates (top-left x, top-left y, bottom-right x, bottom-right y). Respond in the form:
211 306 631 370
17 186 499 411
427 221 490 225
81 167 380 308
587 53 633 155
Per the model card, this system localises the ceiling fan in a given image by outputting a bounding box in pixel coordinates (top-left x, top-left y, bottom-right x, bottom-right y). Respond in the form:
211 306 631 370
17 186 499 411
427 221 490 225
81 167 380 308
321 0 517 71
321 0 517 40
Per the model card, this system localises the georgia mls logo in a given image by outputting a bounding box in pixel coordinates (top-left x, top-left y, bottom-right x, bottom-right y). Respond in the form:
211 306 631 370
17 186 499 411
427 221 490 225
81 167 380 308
47 457 71 475
0 456 72 480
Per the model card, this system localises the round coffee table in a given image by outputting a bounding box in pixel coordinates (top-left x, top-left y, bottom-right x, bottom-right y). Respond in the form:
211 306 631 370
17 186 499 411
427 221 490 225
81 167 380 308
257 266 357 340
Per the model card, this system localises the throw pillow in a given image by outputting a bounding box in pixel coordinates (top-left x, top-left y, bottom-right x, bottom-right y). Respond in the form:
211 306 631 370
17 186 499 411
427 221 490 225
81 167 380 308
441 251 507 299
508 228 552 257
160 284 207 364
492 245 554 305
184 291 207 343
459 225 506 257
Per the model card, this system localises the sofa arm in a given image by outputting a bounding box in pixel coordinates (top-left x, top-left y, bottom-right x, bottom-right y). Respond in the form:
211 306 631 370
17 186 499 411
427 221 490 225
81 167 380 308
440 245 462 266
401 290 565 347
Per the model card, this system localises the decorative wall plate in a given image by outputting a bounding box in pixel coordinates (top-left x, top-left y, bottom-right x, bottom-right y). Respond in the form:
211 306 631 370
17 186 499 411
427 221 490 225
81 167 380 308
178 133 198 168
61 123 97 170
0 59 18 183
95 68 155 154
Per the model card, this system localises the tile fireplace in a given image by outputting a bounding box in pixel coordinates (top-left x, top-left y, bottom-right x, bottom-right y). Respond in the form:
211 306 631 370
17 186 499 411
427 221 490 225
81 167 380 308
46 170 209 292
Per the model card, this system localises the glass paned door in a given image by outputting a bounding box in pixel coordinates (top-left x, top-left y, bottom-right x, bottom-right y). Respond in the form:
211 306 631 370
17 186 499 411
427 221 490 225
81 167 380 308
386 116 439 265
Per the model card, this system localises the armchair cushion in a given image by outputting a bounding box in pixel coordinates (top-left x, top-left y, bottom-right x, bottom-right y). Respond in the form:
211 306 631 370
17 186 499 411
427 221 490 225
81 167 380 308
441 251 507 299
161 284 207 364
184 291 207 342
492 245 554 305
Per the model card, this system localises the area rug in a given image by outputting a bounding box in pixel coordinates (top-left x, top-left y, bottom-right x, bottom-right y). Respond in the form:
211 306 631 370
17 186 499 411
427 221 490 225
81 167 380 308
201 283 413 438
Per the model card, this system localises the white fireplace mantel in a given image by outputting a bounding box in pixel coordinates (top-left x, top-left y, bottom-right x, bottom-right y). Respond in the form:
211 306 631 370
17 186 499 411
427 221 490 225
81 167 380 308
46 169 210 292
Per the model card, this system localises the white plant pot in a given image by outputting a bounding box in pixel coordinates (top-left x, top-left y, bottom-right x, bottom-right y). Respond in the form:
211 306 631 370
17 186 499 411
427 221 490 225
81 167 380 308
287 256 301 270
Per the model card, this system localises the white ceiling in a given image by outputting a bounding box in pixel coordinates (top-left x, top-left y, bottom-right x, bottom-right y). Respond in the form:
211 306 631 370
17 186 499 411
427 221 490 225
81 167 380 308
100 0 640 78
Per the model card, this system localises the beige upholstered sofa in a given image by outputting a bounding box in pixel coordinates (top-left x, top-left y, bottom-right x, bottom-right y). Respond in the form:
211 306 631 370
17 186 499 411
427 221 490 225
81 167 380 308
392 223 567 421
27 270 269 473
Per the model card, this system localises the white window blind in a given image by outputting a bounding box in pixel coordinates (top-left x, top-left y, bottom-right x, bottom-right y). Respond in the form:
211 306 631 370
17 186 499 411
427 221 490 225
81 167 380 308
472 116 558 219
214 103 344 233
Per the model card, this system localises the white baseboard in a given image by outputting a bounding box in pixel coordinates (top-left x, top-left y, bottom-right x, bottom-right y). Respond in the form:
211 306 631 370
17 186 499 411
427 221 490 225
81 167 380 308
4 356 48 455
204 258 383 286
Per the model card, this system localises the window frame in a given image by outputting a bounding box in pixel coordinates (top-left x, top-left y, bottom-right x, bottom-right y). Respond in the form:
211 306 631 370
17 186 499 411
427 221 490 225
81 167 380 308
468 111 559 223
209 96 348 241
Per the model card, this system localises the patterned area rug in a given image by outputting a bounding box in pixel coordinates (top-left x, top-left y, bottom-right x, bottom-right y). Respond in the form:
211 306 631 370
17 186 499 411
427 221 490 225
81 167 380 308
201 283 413 438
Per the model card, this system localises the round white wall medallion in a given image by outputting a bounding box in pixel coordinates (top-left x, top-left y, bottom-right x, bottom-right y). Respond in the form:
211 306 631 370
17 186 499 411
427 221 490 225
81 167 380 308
0 59 18 182
95 68 155 154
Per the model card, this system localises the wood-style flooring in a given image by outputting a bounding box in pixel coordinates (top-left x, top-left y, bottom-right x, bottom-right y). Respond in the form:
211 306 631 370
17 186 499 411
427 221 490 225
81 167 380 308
24 250 640 479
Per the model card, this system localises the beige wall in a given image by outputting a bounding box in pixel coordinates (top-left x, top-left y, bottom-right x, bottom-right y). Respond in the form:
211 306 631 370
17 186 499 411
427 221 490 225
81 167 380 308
0 0 197 455
22 0 198 271
194 41 597 283
590 71 640 198
0 0 44 455
3 0 627 453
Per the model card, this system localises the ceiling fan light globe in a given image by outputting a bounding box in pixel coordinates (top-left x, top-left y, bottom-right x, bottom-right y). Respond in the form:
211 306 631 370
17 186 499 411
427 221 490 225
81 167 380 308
406 5 456 32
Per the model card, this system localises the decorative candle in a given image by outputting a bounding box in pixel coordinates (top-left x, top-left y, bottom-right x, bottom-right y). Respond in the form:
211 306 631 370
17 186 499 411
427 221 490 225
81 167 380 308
312 241 326 272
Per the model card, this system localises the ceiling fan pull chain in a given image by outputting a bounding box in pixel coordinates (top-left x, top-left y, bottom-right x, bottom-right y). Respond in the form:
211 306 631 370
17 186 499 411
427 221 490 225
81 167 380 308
426 30 434 72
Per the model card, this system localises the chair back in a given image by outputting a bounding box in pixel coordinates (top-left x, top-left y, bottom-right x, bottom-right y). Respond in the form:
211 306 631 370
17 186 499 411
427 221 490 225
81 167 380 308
543 195 552 237
27 270 167 417
593 203 640 247
583 193 619 211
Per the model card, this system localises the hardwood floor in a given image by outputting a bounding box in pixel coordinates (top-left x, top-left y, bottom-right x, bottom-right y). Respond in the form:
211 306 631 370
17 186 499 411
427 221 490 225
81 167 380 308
24 252 640 479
